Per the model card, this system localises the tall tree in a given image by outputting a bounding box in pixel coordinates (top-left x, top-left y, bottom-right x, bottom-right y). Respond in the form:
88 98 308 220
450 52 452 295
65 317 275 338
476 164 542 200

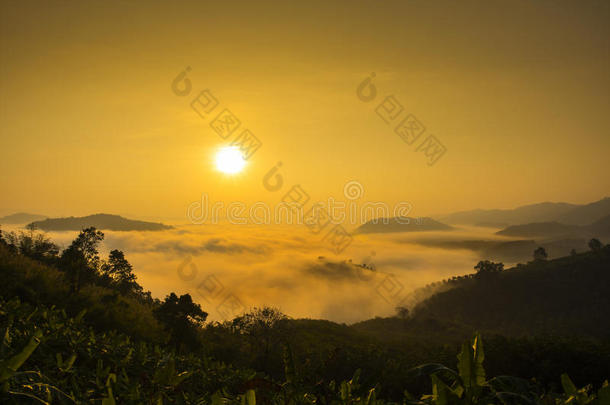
102 249 142 295
533 247 548 261
60 227 104 293
0 227 7 248
69 227 104 269
153 293 208 349
474 260 504 274
588 238 603 252
231 307 288 374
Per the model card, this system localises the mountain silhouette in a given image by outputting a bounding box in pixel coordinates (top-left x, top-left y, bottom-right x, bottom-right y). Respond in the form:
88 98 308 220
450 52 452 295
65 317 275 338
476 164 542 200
440 197 609 227
496 214 610 239
355 217 453 234
496 222 582 238
28 214 172 231
555 197 610 225
0 212 47 224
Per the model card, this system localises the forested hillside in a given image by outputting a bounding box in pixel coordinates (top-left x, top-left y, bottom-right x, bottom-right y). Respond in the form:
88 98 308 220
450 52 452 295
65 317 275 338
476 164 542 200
410 247 610 337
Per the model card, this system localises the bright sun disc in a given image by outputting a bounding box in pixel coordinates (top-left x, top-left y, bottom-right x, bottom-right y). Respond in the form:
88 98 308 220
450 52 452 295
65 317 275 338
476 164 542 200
215 146 246 174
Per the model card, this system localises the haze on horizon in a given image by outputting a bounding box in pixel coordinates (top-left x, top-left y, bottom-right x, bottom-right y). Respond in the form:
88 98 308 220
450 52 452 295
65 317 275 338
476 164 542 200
1 0 608 220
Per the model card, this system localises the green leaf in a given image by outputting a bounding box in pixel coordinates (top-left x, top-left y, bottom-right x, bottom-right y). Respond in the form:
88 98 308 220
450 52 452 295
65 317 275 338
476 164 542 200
596 381 610 405
340 381 350 401
101 395 116 405
283 343 296 384
472 334 485 386
102 373 117 405
431 374 460 405
244 389 256 405
62 353 77 372
350 368 361 386
408 363 458 381
1 316 12 349
561 373 578 397
211 392 224 405
74 309 87 323
365 388 376 405
457 333 485 390
0 329 43 383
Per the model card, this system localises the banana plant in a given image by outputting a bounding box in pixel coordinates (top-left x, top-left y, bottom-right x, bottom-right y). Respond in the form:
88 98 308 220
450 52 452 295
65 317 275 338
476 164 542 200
0 329 43 384
555 374 610 405
406 333 539 405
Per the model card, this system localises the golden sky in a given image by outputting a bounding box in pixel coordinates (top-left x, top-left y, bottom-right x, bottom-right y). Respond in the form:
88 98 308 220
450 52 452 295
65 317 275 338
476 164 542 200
1 0 609 219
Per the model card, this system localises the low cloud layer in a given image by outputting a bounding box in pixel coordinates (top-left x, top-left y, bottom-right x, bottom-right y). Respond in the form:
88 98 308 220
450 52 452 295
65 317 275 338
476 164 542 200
6 223 505 323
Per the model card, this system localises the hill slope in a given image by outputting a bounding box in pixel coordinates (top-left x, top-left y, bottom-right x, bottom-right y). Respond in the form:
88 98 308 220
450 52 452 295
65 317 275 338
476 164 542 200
29 213 172 231
355 217 453 234
495 221 582 237
495 214 610 239
0 212 47 224
440 197 610 227
556 197 610 225
409 247 610 337
440 202 578 226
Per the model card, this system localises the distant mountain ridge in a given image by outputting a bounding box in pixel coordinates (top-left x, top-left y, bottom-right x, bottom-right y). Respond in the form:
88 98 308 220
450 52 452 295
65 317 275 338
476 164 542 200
556 198 610 225
28 214 172 231
355 217 453 234
0 212 47 224
440 197 610 227
496 214 610 239
496 222 582 238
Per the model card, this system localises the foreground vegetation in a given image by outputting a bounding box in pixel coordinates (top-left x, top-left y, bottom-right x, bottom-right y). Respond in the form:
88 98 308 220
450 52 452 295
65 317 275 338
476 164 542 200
0 226 609 403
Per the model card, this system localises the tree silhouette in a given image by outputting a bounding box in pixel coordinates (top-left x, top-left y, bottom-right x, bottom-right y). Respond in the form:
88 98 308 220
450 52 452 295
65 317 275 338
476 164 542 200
60 227 104 292
533 247 548 261
588 238 603 252
231 307 288 374
474 260 504 274
153 293 208 349
396 306 410 319
102 249 142 295
1 228 58 262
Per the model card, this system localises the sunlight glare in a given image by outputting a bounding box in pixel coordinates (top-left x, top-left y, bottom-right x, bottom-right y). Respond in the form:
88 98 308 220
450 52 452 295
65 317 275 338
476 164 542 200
215 146 246 174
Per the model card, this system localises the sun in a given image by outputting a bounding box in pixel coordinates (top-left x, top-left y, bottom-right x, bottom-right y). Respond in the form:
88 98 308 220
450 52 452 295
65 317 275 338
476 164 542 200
215 146 246 174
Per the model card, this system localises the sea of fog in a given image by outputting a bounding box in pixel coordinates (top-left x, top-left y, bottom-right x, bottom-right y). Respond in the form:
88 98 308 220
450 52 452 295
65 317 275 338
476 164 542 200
3 223 515 323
